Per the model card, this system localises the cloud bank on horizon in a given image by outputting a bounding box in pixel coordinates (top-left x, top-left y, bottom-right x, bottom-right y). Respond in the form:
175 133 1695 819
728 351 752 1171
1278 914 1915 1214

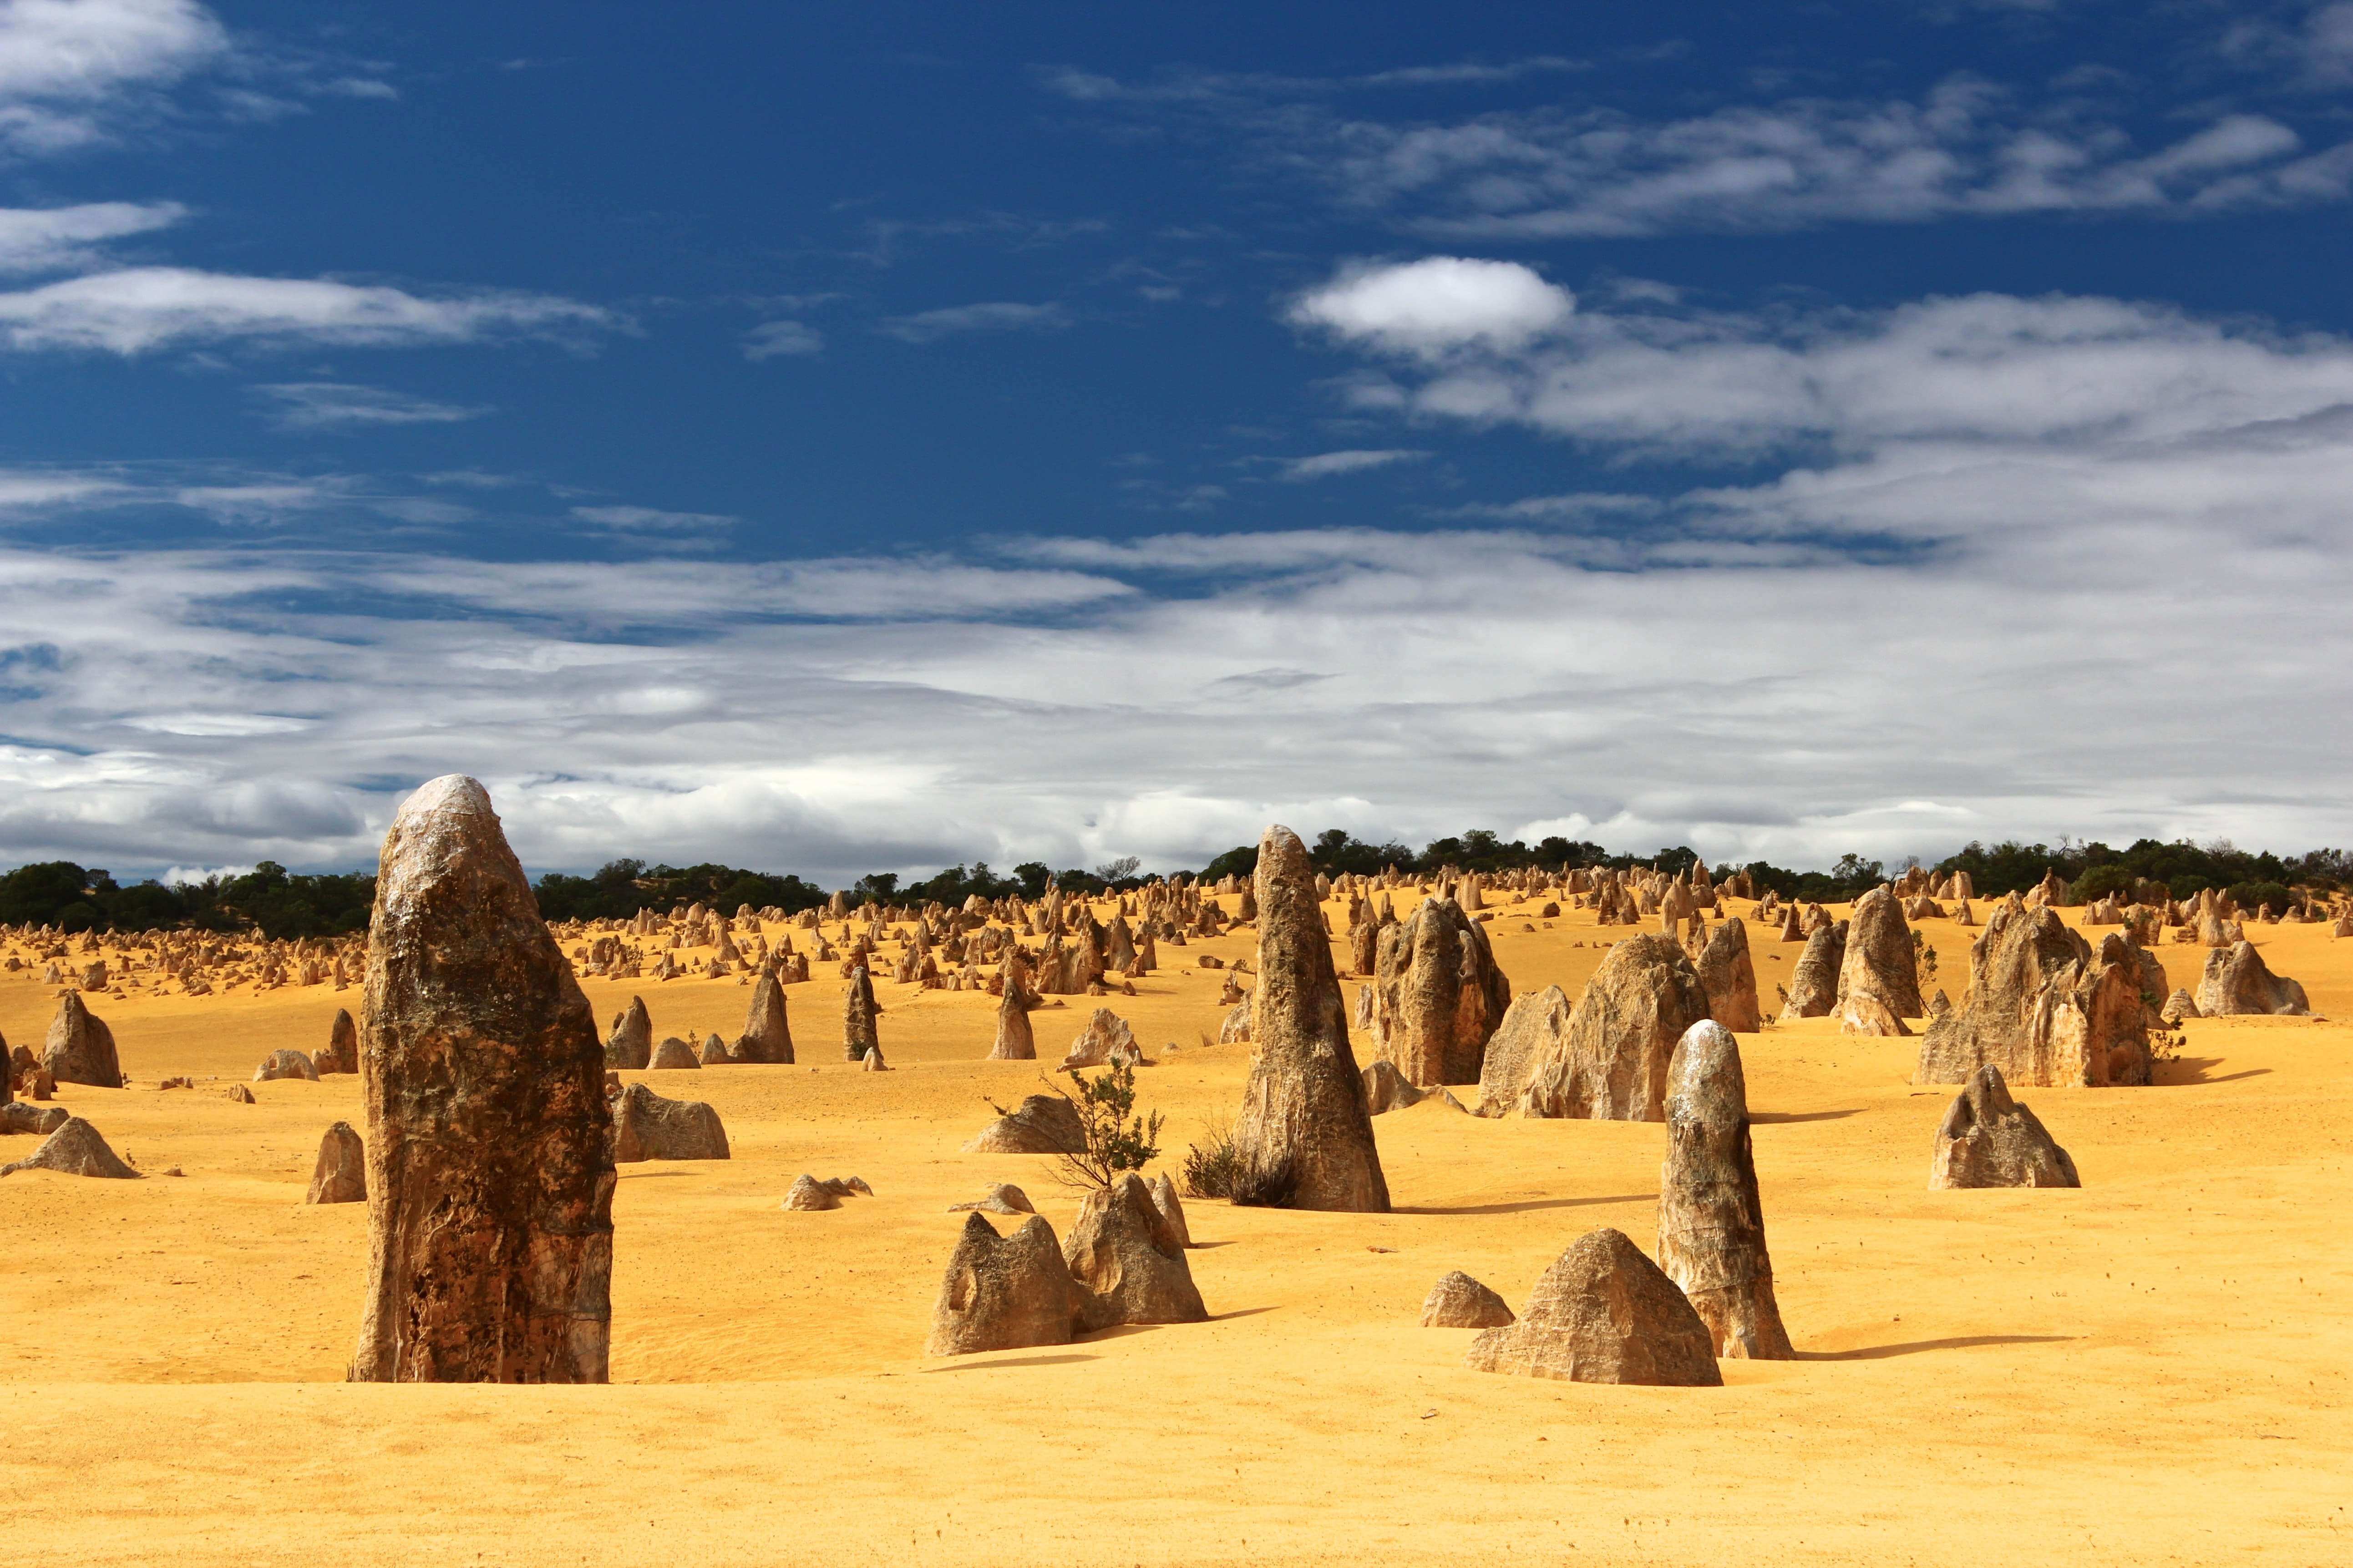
0 0 2348 885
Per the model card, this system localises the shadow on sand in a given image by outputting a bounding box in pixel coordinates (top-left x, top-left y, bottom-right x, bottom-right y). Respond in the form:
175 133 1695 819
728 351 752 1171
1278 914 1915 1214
923 1353 1099 1373
1798 1334 2077 1361
2156 1058 2272 1086
1752 1108 1865 1124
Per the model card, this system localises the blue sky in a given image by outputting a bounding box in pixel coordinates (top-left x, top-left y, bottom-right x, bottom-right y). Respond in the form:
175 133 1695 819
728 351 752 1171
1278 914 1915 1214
3 0 2352 882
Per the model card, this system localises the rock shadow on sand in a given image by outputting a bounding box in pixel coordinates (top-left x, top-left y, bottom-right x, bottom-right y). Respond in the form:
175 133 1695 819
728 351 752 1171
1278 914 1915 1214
1799 1334 2077 1361
1395 1193 1651 1216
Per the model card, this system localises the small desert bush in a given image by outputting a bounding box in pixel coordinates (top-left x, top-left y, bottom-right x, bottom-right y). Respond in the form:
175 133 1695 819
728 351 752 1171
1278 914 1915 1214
1042 1060 1163 1191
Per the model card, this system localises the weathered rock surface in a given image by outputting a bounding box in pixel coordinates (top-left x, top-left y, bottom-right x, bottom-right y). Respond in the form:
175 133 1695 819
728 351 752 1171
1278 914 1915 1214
349 774 613 1385
255 1048 319 1082
1064 1171 1207 1330
610 1082 730 1161
1147 1170 1192 1247
2196 941 2311 1017
1228 826 1389 1211
843 965 880 1062
1062 1007 1140 1069
733 972 794 1063
649 1035 700 1069
1779 921 1847 1020
989 976 1036 1060
318 1009 360 1074
782 1173 841 1210
1694 916 1762 1032
1361 1057 1429 1113
0 1101 69 1135
1657 1022 1792 1359
925 1212 1080 1356
1 1116 139 1179
1929 1065 2080 1189
964 1093 1087 1154
307 1121 367 1204
2160 987 2200 1024
1370 896 1512 1087
1916 896 2152 1087
1837 887 1922 1027
42 991 121 1089
1518 935 1711 1122
1474 984 1569 1116
948 1182 1037 1215
1463 1229 1722 1386
1420 1270 1515 1328
603 996 652 1070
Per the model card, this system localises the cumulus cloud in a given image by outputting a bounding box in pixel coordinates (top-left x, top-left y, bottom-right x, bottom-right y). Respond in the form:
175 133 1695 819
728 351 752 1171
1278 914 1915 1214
878 301 1071 343
0 199 183 274
252 382 492 430
1288 257 1573 357
1278 448 1428 481
0 266 616 353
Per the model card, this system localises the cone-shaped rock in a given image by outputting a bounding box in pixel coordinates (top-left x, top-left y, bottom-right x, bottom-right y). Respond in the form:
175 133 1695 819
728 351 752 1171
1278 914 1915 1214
1421 1270 1514 1328
2196 941 2311 1017
349 774 613 1385
1694 917 1762 1033
307 1121 367 1204
604 997 652 1070
610 1082 730 1161
1147 1171 1191 1248
1228 825 1389 1211
1464 1229 1722 1386
1780 921 1846 1019
1361 1057 1426 1114
255 1048 318 1082
649 1036 700 1069
1917 896 2154 1087
782 1173 841 1210
1837 887 1922 1023
1371 896 1511 1087
843 965 880 1062
1929 1066 2079 1188
42 991 120 1088
1475 984 1570 1116
732 971 795 1063
1 1115 139 1178
1064 1171 1207 1330
319 1008 360 1074
989 973 1036 1060
1657 1022 1792 1359
1519 934 1711 1122
925 1212 1080 1356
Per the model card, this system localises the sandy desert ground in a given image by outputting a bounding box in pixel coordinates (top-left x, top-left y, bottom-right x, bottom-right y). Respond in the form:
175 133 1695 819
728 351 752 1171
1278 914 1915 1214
2 888 2349 1566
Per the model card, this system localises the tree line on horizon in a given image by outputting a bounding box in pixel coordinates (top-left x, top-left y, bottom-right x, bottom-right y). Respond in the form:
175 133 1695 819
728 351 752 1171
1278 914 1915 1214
0 831 2339 942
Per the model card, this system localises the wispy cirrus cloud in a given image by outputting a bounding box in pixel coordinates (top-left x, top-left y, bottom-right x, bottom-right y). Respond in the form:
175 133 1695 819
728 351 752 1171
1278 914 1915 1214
1278 448 1428 481
0 199 183 274
742 319 822 359
0 266 617 353
878 300 1070 343
252 381 492 430
0 0 228 156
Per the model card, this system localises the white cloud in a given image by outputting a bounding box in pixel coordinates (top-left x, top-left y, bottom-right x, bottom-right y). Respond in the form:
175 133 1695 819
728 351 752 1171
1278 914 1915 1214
253 382 492 429
1288 258 1573 358
743 319 822 359
568 505 736 534
0 199 182 274
0 0 227 153
879 301 1070 343
0 266 615 353
1278 448 1428 481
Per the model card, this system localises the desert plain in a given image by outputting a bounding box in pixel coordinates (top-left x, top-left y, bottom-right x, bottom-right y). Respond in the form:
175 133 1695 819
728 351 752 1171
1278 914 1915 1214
2 879 2349 1568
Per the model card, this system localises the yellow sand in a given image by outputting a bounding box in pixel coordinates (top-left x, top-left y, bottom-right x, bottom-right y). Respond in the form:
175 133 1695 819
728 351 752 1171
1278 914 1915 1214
3 897 2350 1566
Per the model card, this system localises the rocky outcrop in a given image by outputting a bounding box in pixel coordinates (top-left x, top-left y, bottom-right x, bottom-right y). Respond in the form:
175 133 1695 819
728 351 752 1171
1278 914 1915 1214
2 1116 139 1179
782 1173 841 1210
1463 1229 1722 1386
319 1009 360 1074
948 1183 1035 1216
1370 896 1511 1087
732 972 794 1064
1928 1066 2079 1189
1473 985 1569 1115
1657 1022 1792 1359
649 1036 700 1069
964 1093 1087 1154
925 1213 1080 1356
1228 826 1389 1211
989 975 1035 1060
1916 896 2152 1087
307 1121 367 1203
2159 987 2199 1024
0 1101 68 1136
1420 1270 1514 1328
42 991 120 1089
842 965 880 1062
1518 935 1711 1123
1836 887 1922 1032
1694 916 1761 1032
349 775 613 1385
2195 941 2311 1017
1061 1008 1140 1069
610 1082 730 1161
1147 1171 1191 1248
1780 921 1847 1019
1063 1172 1207 1330
603 997 652 1070
1361 1057 1427 1113
255 1048 319 1082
